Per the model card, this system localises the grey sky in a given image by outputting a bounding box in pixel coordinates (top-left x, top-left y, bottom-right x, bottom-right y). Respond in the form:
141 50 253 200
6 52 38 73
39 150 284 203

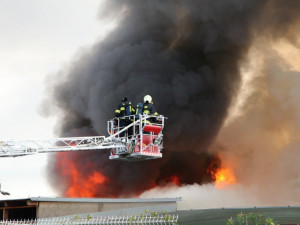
0 0 106 198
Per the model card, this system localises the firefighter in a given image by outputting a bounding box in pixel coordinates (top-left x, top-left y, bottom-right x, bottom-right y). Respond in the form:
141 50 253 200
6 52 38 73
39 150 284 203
115 97 135 137
135 95 159 135
135 102 144 119
142 95 158 123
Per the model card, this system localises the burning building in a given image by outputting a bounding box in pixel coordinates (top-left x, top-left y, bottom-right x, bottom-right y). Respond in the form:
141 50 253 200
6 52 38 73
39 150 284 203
42 0 300 206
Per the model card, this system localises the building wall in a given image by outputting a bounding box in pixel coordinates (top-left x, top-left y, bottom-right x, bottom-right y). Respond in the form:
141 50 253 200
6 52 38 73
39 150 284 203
101 202 175 212
38 201 177 218
38 202 101 218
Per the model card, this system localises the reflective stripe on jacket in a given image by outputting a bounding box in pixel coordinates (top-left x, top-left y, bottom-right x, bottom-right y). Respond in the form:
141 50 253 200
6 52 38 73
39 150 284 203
142 103 158 116
115 102 126 118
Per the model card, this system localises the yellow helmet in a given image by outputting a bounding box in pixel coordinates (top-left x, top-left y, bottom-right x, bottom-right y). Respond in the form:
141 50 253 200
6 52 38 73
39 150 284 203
144 95 152 103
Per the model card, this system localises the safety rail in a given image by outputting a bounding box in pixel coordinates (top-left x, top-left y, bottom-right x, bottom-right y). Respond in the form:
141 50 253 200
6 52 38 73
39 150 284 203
107 115 166 139
0 214 178 225
107 115 166 160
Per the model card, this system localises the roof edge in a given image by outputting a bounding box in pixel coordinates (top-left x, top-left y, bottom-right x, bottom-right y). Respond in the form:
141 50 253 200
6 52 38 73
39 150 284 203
27 197 182 203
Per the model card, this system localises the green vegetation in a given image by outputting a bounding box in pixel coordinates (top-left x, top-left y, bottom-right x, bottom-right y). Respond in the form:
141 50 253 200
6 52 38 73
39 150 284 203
177 207 300 225
129 210 178 225
226 212 279 225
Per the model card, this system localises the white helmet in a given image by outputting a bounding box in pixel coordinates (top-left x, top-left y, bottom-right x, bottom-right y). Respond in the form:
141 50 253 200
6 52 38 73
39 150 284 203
144 95 152 103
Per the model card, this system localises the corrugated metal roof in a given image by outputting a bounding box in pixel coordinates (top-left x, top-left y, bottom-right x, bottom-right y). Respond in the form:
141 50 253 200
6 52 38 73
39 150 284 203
28 197 182 203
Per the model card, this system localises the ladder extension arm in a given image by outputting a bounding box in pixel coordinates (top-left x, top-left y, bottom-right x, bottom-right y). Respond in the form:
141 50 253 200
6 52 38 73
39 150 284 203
0 136 123 157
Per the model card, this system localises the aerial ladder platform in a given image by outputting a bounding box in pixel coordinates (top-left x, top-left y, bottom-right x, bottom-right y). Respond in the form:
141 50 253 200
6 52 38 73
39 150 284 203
0 115 166 162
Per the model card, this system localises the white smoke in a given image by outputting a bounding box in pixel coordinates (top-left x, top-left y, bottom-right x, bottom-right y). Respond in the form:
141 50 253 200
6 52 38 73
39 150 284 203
142 36 300 209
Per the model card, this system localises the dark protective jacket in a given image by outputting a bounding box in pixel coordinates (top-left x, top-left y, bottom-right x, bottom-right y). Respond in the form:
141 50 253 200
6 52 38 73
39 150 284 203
142 102 158 116
135 102 159 123
115 101 135 119
135 102 143 119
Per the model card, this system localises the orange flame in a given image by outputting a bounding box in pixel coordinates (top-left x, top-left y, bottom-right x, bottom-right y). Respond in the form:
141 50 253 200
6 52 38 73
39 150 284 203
168 175 181 186
66 170 107 197
153 175 181 187
56 152 108 197
214 167 236 189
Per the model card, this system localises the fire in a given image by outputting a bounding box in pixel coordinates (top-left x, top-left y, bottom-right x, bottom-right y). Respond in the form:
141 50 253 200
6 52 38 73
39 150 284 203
65 170 107 197
154 175 182 187
214 168 237 189
206 155 237 189
166 175 181 186
56 152 109 197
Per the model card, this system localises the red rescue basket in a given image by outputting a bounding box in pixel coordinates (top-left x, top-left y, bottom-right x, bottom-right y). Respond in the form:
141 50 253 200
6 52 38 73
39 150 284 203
143 124 162 134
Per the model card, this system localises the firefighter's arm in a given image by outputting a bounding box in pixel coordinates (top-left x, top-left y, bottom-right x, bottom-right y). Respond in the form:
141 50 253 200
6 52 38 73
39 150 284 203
151 105 158 116
115 104 121 118
115 109 121 118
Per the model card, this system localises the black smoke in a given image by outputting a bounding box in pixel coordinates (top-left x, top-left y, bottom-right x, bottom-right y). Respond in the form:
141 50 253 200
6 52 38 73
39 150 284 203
43 0 300 197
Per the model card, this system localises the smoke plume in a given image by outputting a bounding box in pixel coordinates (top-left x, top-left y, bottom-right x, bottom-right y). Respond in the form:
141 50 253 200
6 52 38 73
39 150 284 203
42 0 300 199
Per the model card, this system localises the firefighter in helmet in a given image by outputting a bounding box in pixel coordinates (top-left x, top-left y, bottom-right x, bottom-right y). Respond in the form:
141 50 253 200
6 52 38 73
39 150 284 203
143 95 158 115
136 95 158 123
115 97 135 137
